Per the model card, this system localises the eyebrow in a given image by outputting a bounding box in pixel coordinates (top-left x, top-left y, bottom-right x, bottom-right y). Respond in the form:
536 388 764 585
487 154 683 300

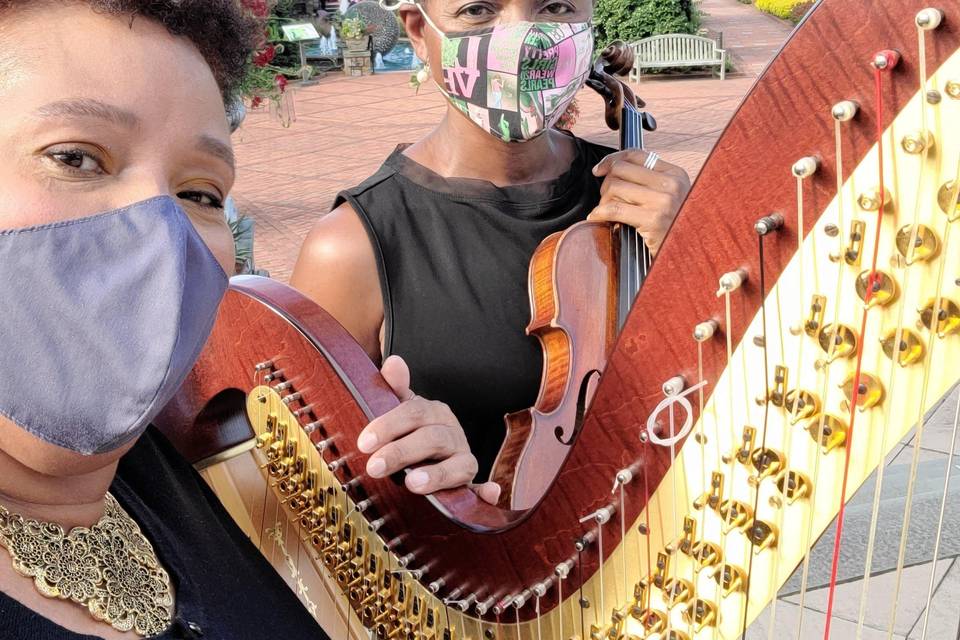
197 135 236 173
34 99 139 128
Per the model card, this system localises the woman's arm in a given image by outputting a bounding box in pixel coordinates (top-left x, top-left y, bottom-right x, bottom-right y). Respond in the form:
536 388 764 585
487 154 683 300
291 203 384 363
291 206 498 503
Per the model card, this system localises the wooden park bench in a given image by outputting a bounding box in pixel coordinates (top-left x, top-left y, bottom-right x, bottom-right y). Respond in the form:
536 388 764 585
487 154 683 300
628 33 727 81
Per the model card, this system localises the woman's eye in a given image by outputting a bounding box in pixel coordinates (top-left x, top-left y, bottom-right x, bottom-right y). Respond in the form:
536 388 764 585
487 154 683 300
542 2 573 15
459 3 495 18
179 190 224 210
46 149 104 174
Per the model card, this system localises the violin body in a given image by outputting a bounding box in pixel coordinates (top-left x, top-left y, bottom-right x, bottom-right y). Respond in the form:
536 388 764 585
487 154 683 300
158 3 960 638
490 223 619 509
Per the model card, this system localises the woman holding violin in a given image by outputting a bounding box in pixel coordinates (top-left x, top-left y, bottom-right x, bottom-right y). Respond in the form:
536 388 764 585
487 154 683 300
291 0 692 503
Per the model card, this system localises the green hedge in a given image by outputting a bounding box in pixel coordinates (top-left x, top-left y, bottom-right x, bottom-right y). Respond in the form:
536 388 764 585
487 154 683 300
594 0 699 51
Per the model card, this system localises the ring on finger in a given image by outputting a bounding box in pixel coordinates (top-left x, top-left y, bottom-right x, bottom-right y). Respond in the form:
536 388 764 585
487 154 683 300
644 152 660 170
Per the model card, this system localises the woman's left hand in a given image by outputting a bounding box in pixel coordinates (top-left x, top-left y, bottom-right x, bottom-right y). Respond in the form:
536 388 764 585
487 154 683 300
588 150 691 256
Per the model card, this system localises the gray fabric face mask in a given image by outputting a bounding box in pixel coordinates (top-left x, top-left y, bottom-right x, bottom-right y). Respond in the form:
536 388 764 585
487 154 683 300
0 196 229 454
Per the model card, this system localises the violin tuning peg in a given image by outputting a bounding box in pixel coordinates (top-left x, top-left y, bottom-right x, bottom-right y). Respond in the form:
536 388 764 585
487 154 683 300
641 112 657 132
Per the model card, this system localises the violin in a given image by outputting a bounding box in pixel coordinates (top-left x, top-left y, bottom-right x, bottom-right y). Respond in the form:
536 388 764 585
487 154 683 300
489 56 658 510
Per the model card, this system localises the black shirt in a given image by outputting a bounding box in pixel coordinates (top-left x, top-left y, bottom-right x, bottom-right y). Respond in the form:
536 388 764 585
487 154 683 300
0 427 327 640
335 136 614 480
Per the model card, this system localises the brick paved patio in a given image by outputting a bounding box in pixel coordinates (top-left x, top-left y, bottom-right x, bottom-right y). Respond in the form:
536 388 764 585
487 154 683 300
231 0 789 281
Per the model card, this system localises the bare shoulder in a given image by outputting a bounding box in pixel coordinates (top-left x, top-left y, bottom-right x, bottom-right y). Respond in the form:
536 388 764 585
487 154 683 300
291 202 383 361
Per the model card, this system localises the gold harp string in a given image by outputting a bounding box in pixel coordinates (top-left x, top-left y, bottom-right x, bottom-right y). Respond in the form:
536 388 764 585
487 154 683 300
884 27 953 637
766 172 811 639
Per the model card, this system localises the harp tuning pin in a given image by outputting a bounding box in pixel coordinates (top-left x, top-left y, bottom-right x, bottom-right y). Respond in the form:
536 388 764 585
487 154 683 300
916 8 943 29
755 213 785 236
716 269 747 297
872 50 901 71
693 319 718 342
927 90 942 105
857 187 892 213
791 157 819 179
255 360 275 371
831 100 859 122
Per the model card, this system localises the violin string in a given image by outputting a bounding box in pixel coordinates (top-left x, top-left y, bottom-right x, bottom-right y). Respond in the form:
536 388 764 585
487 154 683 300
767 173 811 640
738 231 773 640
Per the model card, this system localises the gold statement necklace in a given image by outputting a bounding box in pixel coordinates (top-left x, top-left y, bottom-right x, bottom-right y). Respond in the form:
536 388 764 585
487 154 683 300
0 493 174 637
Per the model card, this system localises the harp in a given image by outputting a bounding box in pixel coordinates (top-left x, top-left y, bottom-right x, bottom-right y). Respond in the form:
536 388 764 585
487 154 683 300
158 1 960 638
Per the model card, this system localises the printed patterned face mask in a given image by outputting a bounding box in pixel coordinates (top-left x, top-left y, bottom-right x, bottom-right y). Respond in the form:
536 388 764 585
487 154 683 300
417 6 594 142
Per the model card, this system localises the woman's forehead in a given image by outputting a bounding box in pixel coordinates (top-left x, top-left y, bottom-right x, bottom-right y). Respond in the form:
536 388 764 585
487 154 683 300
0 5 226 128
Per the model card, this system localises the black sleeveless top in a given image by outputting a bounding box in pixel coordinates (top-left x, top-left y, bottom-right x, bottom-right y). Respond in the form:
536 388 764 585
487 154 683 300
335 137 614 480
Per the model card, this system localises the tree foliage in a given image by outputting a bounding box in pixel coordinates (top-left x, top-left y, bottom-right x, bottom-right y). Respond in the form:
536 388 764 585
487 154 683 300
593 0 699 51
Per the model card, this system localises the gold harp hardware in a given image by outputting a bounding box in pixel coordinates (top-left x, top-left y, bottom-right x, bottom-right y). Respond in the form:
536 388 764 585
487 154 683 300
840 372 885 411
662 577 694 608
693 471 724 512
690 540 723 571
748 447 785 486
784 388 820 424
900 130 934 155
664 631 691 640
773 470 812 507
804 294 827 336
637 608 667 636
880 327 926 366
919 297 960 337
769 365 788 407
857 187 893 213
718 499 754 534
746 520 779 554
682 598 718 632
711 563 746 597
652 551 670 590
855 270 899 308
817 323 859 362
722 426 756 466
896 224 941 264
844 219 867 266
665 516 697 556
631 579 649 610
589 623 618 640
937 180 960 222
806 414 848 453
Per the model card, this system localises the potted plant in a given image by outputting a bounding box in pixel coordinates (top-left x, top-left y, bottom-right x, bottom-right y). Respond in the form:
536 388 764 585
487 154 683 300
341 16 372 52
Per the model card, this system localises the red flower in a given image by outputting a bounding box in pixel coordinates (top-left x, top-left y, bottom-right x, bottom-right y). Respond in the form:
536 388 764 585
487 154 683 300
250 96 263 108
275 74 288 93
242 0 270 17
253 45 276 67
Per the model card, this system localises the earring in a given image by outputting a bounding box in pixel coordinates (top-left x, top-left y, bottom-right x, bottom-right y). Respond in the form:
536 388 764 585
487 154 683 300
409 62 430 94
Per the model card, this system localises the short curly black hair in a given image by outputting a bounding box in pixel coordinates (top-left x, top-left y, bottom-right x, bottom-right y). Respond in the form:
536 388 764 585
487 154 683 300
0 0 262 101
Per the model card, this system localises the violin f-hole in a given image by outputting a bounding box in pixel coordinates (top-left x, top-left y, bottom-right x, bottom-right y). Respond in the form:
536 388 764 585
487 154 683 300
555 369 602 446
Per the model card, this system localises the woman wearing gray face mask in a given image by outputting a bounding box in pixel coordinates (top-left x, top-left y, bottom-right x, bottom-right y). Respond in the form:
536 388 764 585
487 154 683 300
0 2 332 639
